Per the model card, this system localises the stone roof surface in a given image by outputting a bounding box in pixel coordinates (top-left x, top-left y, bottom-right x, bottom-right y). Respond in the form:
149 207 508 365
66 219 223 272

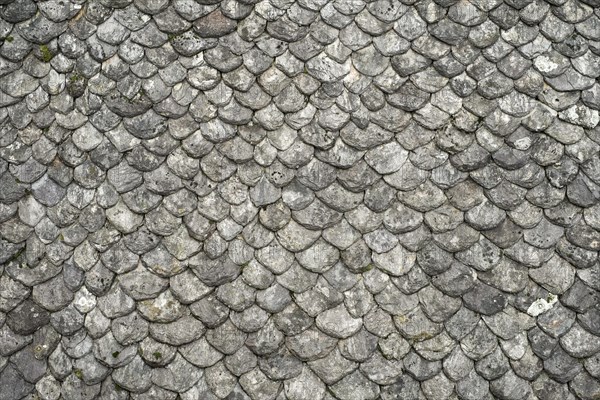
1 0 600 398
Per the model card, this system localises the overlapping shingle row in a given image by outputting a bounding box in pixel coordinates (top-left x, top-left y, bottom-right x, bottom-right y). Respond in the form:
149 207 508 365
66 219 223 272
0 0 599 398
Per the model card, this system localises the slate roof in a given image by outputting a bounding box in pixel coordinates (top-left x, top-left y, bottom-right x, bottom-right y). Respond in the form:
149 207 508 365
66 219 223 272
1 0 600 399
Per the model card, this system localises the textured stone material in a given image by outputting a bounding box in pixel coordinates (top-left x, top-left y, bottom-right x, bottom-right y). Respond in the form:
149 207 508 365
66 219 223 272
1 0 600 398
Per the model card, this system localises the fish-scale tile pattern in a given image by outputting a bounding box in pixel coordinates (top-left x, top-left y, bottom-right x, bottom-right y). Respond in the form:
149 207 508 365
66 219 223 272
1 0 600 398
